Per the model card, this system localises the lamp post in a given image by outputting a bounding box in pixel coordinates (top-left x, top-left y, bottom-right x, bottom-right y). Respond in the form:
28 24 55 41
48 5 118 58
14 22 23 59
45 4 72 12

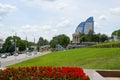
24 33 28 52
14 33 17 54
32 35 36 51
12 30 17 54
12 32 17 60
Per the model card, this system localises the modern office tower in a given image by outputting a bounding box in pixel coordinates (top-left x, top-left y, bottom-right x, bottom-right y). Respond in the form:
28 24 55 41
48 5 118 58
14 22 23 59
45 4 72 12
75 17 94 34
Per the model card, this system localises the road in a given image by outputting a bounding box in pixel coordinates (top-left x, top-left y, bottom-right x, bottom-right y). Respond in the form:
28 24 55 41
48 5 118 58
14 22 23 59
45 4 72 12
0 52 50 68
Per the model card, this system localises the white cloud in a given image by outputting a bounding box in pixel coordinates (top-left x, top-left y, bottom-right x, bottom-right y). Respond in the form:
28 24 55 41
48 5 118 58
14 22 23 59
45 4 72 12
0 3 16 19
17 18 71 41
110 7 120 15
94 22 104 29
56 19 71 27
98 15 107 20
21 24 51 32
43 0 56 2
21 0 69 10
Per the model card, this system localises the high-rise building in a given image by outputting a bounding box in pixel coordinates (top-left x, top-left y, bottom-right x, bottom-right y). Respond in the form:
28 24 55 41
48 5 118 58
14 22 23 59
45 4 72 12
72 17 94 44
0 38 4 49
75 17 94 34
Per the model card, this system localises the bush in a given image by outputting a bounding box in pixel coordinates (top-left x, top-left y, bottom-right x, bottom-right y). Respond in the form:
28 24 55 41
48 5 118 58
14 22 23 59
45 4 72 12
90 41 120 48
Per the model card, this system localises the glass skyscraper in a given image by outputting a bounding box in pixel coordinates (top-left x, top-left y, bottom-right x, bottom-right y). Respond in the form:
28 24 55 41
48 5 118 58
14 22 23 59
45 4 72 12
75 17 94 34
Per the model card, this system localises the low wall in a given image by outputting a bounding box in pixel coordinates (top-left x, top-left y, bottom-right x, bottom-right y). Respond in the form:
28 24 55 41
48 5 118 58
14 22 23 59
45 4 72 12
97 70 120 77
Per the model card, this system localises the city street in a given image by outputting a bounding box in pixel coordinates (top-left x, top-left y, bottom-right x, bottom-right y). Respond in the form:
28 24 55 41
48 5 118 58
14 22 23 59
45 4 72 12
0 52 50 68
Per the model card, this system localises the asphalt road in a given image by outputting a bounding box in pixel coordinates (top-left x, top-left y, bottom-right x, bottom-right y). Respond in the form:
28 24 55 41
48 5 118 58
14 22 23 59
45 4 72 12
0 52 50 68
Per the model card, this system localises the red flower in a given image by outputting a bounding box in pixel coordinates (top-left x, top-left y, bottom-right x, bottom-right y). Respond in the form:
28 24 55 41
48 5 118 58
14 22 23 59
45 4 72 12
0 66 90 80
13 75 18 79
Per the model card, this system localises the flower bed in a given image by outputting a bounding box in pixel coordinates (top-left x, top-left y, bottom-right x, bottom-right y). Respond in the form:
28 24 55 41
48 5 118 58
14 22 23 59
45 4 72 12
0 66 90 80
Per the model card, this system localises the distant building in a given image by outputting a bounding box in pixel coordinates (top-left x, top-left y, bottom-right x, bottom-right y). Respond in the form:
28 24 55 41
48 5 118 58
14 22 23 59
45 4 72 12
113 35 120 41
72 33 80 44
75 17 94 34
72 17 94 44
0 38 4 49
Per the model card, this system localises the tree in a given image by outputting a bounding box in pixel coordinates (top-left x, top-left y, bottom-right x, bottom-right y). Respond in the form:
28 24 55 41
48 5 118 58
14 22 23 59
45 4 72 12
79 31 108 42
50 39 56 48
50 34 70 48
2 36 32 53
100 34 108 42
2 36 15 53
37 37 49 51
17 40 27 51
112 29 120 36
92 34 99 42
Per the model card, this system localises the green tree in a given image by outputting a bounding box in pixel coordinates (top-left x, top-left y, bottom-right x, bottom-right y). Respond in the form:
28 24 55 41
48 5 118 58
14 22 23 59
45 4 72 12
112 29 120 36
2 36 31 53
50 39 56 48
17 40 27 51
92 34 99 42
100 34 108 42
50 34 70 48
79 31 108 42
37 37 49 51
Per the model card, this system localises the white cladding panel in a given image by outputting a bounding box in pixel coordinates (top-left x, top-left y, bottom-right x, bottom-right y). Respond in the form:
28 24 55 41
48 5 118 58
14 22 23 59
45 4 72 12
84 22 93 34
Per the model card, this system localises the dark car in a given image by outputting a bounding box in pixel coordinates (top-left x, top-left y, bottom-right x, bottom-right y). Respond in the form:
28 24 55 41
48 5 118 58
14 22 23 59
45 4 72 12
6 53 11 56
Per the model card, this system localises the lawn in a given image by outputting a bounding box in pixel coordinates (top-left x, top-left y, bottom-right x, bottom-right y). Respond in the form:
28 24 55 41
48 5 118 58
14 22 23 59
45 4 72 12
9 48 120 70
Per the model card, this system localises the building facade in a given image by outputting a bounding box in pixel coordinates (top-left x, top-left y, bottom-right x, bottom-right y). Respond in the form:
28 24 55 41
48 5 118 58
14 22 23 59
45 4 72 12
75 17 94 34
72 33 80 44
72 17 94 44
0 38 4 49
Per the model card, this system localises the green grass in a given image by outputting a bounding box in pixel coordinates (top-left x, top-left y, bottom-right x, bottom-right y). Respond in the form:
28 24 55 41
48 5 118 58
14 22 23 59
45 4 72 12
9 48 120 70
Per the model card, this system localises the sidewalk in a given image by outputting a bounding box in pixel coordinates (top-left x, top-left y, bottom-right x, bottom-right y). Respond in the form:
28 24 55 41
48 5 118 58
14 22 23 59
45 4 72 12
0 67 5 70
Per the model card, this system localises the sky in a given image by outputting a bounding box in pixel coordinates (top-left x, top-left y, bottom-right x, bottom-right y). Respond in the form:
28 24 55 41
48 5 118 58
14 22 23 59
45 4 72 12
0 0 120 42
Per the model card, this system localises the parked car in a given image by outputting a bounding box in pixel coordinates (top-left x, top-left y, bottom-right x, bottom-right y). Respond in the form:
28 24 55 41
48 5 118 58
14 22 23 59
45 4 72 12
14 53 19 56
0 53 7 58
10 52 14 55
26 52 32 56
6 53 11 56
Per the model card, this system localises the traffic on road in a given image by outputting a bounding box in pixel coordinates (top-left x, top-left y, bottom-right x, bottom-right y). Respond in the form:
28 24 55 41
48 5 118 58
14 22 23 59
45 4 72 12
0 51 50 68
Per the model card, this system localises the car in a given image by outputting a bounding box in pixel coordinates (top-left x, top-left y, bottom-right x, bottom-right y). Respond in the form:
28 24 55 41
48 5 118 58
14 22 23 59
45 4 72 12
6 53 11 56
0 54 7 58
14 53 19 56
26 52 32 56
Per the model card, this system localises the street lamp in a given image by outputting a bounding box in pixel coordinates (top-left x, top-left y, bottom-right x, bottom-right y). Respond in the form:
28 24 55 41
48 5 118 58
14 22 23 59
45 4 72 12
11 32 18 60
12 30 17 54
23 32 28 52
32 35 36 51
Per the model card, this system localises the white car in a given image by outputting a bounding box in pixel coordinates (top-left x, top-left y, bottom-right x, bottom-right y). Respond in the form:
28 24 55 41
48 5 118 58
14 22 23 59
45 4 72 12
14 53 19 56
1 54 7 58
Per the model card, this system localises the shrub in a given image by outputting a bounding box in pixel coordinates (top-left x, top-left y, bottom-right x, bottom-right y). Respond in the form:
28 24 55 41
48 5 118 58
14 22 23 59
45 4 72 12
90 41 120 48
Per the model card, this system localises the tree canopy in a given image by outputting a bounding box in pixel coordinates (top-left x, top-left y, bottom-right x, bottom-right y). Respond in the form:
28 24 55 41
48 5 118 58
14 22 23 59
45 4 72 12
37 37 49 51
1 36 35 53
79 31 108 42
50 34 70 48
112 29 120 36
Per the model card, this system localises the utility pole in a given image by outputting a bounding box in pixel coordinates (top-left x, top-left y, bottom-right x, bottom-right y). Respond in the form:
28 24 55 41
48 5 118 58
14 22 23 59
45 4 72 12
26 35 28 51
14 33 17 54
